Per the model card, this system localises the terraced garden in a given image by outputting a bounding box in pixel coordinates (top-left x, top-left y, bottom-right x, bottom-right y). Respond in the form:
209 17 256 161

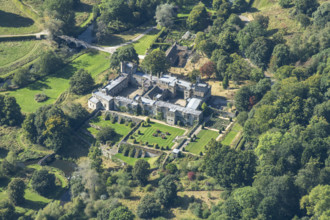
185 129 219 154
5 51 109 113
87 116 133 144
221 123 243 146
205 116 230 131
128 122 185 148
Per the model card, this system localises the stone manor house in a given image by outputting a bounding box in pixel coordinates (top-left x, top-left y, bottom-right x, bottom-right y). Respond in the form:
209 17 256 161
88 62 211 126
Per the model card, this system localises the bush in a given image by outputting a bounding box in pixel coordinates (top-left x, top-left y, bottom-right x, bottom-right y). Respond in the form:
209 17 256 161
31 169 56 196
188 171 196 181
189 202 202 218
34 94 48 102
96 127 117 144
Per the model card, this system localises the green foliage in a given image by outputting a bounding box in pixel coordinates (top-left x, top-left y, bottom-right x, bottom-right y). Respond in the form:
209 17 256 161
8 178 25 205
155 175 178 207
270 44 291 71
237 21 266 52
12 67 31 87
312 3 330 28
35 51 64 76
69 69 95 95
165 163 178 174
62 103 89 129
137 194 161 219
186 2 209 31
0 95 23 127
226 53 251 84
294 0 319 16
109 206 135 220
0 200 15 220
203 142 257 188
96 126 117 144
300 185 330 219
142 49 170 76
222 74 229 89
31 168 56 197
133 159 150 186
155 4 176 28
279 0 293 8
245 37 273 70
110 45 139 70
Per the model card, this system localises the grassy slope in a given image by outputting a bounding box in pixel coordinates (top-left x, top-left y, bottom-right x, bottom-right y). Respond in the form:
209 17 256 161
113 153 159 168
5 51 109 113
129 122 185 147
221 123 242 146
0 0 40 35
132 28 160 55
186 129 219 154
87 116 133 144
0 40 38 67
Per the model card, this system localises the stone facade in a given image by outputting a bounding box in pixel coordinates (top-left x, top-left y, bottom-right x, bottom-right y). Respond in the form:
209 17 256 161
88 62 212 126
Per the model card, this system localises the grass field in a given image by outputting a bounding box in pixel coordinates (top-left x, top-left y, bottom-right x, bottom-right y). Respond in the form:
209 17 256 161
113 153 158 168
0 40 38 67
4 51 109 113
0 0 40 35
87 116 133 144
129 122 185 148
133 28 160 55
186 129 219 154
221 123 242 146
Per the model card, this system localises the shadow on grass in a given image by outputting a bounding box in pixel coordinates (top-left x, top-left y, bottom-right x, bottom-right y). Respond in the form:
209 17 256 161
20 199 47 210
0 177 10 188
0 10 34 28
26 81 51 91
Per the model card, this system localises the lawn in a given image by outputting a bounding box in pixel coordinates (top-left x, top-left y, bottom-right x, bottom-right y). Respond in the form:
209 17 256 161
128 122 185 148
206 116 230 131
133 28 160 55
113 153 158 168
5 51 109 113
0 40 39 67
186 129 219 154
221 123 242 146
0 0 40 35
87 116 133 144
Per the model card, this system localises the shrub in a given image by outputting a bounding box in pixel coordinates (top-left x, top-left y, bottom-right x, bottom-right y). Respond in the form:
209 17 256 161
188 172 196 181
34 94 48 102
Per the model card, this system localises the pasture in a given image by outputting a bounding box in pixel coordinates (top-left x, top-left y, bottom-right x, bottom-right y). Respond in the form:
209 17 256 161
0 40 38 67
186 129 219 154
129 122 185 148
0 0 40 35
6 51 109 113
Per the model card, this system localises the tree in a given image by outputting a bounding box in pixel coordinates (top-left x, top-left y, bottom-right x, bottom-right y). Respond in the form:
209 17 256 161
8 178 25 205
43 115 70 151
70 69 94 95
35 51 63 76
237 111 248 125
218 30 238 53
313 3 330 28
155 175 178 207
31 169 56 196
0 200 15 220
187 2 209 31
96 127 117 144
237 21 266 52
300 185 330 219
62 103 89 129
137 194 161 219
0 95 23 127
110 45 139 70
234 86 254 112
270 44 290 71
223 74 229 89
133 160 150 186
294 0 319 16
204 142 256 188
245 37 273 70
44 0 75 34
279 0 293 8
22 113 37 142
200 61 215 79
109 206 135 220
155 4 176 28
12 68 31 87
232 0 248 13
226 54 251 84
142 49 170 76
166 163 178 174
